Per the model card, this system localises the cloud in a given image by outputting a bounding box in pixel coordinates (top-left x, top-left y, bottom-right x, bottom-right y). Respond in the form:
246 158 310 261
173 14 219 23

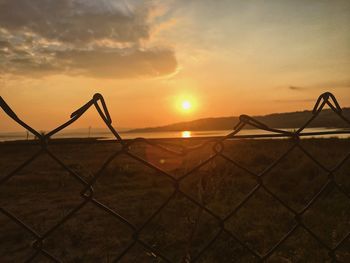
0 0 178 78
321 80 350 89
57 48 177 78
288 86 304 91
0 47 177 78
0 40 11 48
272 98 315 103
0 0 150 44
288 80 350 91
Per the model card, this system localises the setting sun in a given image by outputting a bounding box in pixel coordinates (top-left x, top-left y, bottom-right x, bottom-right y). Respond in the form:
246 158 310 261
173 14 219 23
174 94 198 114
181 100 191 110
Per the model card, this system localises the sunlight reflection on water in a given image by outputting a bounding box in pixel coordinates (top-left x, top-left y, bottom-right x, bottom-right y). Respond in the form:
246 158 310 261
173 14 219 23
181 131 191 138
1 128 350 142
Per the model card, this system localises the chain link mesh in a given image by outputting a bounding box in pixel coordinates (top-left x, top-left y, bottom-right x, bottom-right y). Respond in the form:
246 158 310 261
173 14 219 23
1 92 349 262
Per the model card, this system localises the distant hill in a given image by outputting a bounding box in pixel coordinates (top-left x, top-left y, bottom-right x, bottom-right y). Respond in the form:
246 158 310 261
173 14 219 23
128 108 350 133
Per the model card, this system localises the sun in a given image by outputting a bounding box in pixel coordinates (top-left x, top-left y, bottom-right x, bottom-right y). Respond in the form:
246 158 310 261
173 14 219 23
181 100 192 111
175 94 197 114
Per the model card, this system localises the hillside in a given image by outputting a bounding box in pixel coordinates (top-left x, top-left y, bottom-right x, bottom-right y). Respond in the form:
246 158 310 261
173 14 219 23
128 108 350 133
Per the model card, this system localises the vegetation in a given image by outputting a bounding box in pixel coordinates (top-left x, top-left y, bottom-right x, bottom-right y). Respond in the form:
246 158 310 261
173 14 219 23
128 108 350 132
0 138 349 262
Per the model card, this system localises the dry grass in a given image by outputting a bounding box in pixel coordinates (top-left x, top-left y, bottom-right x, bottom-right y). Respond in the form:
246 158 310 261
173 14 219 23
0 138 350 262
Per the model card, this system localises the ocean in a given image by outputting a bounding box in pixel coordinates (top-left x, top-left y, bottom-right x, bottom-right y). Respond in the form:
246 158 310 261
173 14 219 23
0 128 349 142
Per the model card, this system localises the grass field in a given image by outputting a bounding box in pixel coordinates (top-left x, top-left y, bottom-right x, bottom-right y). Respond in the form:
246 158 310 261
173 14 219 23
1 138 350 262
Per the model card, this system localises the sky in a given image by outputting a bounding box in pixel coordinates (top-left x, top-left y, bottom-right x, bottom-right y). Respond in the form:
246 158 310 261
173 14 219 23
0 0 349 132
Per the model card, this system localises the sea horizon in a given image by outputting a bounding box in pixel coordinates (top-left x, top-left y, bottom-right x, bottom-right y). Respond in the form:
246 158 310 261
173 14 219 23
1 127 350 142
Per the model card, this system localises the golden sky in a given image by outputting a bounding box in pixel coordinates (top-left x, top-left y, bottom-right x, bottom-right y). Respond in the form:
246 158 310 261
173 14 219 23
1 0 350 132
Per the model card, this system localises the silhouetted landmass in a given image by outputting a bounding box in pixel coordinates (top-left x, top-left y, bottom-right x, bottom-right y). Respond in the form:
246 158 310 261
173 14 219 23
128 108 350 132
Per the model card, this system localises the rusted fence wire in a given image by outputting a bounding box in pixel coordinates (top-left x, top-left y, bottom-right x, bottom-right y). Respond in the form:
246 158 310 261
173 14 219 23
0 92 350 262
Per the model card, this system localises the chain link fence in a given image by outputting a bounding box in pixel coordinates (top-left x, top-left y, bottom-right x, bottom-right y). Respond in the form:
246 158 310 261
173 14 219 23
1 92 350 262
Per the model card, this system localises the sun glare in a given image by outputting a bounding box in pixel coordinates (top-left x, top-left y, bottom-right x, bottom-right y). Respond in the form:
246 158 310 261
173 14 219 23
175 94 197 114
182 100 191 110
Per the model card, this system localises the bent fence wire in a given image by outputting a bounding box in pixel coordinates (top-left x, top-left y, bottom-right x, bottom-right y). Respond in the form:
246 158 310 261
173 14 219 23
0 92 350 262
